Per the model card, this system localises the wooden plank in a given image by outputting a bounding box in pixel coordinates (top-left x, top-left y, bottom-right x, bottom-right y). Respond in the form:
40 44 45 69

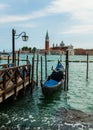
0 79 31 103
0 63 32 103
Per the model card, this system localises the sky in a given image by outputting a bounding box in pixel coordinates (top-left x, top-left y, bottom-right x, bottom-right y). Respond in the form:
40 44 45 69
0 0 93 51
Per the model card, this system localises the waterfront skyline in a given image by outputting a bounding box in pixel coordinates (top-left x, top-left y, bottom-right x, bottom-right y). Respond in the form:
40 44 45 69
0 0 93 51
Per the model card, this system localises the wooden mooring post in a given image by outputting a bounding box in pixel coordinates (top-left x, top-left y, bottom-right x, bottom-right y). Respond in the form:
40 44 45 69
41 56 43 83
0 55 1 63
26 55 28 61
14 69 17 100
86 54 89 80
8 55 10 64
32 57 34 81
30 56 35 93
36 53 39 86
60 52 62 62
17 51 20 66
45 52 47 79
64 50 69 91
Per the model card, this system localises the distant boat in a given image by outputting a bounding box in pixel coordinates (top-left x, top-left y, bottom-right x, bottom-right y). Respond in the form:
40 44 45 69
40 60 65 96
0 52 11 56
0 55 12 60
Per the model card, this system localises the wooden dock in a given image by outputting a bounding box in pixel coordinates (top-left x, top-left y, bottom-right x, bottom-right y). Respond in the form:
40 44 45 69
0 64 33 103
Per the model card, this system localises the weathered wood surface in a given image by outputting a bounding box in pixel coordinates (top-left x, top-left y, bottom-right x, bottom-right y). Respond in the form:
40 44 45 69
0 64 32 103
0 63 14 69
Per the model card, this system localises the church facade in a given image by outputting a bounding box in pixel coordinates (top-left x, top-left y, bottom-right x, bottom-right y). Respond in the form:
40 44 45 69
39 31 74 55
45 31 74 55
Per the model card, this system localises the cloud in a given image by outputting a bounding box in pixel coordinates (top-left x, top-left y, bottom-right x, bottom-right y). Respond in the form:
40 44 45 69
1 0 93 25
47 0 93 35
15 23 37 28
0 15 29 23
0 9 47 23
47 0 93 22
0 3 10 9
61 24 93 34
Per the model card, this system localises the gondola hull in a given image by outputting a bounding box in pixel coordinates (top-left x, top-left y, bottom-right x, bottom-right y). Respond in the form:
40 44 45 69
40 60 65 96
41 79 64 95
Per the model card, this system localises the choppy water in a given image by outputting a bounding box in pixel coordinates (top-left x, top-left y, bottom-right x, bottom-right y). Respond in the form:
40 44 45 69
0 54 93 129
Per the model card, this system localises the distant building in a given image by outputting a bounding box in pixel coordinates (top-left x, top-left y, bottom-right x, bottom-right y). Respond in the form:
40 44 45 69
67 44 74 55
86 49 93 55
50 41 74 55
74 48 93 55
45 31 49 53
39 31 74 55
74 48 86 55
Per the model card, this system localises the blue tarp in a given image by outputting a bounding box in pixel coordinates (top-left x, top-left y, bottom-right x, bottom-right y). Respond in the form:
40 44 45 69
44 79 58 87
55 63 64 71
56 63 62 69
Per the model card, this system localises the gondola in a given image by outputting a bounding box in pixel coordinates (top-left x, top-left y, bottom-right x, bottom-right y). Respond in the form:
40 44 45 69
41 61 65 95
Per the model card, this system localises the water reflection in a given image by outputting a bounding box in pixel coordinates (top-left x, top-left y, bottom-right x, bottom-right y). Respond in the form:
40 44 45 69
0 84 71 128
0 55 93 129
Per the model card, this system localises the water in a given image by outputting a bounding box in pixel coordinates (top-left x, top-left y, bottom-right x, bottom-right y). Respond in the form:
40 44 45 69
0 54 93 129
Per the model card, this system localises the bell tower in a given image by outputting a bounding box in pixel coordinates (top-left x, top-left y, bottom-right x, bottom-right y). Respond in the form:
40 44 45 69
45 31 49 51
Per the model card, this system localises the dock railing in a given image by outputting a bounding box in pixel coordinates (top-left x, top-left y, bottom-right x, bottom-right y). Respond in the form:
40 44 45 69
0 63 14 69
0 64 32 103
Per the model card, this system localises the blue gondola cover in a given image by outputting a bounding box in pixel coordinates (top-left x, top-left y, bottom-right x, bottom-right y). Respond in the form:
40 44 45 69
44 79 58 87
